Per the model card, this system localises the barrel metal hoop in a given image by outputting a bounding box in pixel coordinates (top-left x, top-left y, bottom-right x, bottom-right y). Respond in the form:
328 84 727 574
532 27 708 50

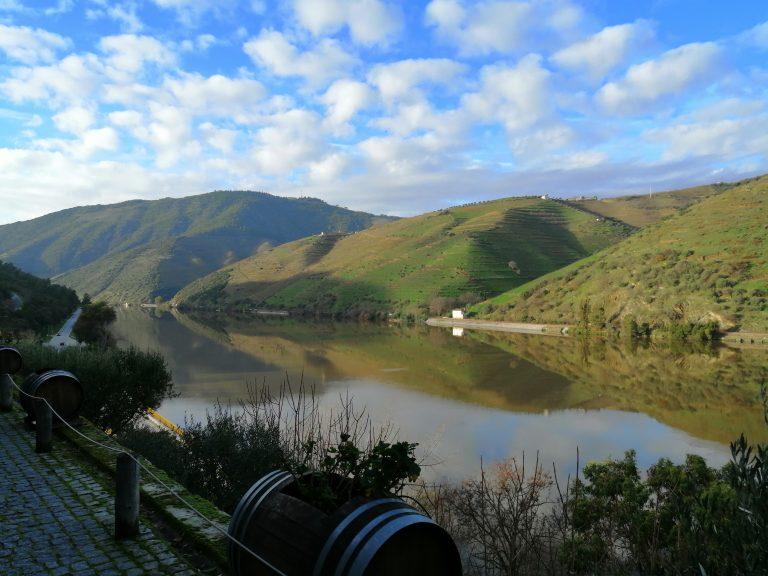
312 498 403 576
228 470 292 572
346 515 438 576
333 509 417 576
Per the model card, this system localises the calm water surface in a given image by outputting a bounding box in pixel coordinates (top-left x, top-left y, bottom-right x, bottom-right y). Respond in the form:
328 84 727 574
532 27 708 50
111 309 768 481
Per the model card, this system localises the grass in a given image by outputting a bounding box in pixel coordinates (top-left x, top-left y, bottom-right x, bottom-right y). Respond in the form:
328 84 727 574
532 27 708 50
175 197 633 318
475 175 768 332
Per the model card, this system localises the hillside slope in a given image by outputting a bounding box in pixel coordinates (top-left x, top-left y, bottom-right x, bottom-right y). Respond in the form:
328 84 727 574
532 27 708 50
175 197 633 318
476 175 768 331
0 191 388 302
0 260 79 335
568 182 732 227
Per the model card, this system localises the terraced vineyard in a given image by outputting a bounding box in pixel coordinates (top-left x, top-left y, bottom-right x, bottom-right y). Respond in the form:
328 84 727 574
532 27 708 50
175 197 633 318
475 175 768 332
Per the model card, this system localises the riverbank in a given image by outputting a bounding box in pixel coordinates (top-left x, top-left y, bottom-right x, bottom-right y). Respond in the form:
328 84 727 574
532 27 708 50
426 317 570 336
427 317 768 348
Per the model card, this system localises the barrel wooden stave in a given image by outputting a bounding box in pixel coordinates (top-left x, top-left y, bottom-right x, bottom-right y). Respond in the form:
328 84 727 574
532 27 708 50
20 369 83 427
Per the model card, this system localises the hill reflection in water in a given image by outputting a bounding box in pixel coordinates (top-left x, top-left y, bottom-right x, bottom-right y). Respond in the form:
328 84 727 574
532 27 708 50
111 309 767 480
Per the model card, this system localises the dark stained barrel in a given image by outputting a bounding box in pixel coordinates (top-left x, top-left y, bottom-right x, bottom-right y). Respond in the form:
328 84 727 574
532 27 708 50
0 346 22 374
20 369 83 428
228 470 462 576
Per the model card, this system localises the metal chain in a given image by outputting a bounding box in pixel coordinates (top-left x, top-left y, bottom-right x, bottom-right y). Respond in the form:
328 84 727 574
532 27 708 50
10 378 286 576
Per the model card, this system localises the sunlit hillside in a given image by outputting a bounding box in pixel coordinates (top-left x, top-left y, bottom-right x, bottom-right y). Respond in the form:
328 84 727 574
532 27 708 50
174 197 633 317
476 175 768 331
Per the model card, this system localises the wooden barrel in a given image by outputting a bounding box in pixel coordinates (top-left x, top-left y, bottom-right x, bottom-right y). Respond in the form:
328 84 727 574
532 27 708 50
0 346 22 374
228 470 462 576
20 369 83 428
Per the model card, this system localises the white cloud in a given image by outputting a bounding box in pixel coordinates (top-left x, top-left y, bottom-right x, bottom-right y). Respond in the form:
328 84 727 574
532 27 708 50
0 148 216 224
251 109 326 175
163 73 265 117
98 34 176 78
739 20 768 49
309 152 350 183
0 54 102 105
199 122 238 153
292 0 402 45
367 58 465 104
597 42 722 114
244 30 357 87
52 106 95 135
320 79 374 129
87 2 144 33
425 0 532 55
552 21 654 80
463 55 553 133
0 24 70 64
646 100 768 161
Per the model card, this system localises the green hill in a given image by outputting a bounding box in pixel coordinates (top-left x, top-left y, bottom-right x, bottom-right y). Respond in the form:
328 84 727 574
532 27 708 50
174 197 633 318
0 260 79 336
475 175 768 332
567 182 733 227
0 191 389 303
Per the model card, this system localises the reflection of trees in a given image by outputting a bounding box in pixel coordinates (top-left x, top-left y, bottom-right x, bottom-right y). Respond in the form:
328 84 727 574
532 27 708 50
469 331 768 444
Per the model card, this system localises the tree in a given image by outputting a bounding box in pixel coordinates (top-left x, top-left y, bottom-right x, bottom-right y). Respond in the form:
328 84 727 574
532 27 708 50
73 301 117 347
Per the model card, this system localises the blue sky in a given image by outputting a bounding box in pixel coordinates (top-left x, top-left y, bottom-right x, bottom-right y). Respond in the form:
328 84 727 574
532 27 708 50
0 0 767 223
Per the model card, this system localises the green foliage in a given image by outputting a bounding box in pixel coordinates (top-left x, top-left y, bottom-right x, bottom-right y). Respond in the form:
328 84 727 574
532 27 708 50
563 442 768 575
118 404 284 513
288 434 420 513
0 260 79 337
0 191 389 303
72 301 117 346
662 321 720 343
15 342 173 433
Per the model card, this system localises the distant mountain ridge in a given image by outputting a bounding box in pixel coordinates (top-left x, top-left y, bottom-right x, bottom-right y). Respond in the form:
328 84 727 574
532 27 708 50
0 191 391 302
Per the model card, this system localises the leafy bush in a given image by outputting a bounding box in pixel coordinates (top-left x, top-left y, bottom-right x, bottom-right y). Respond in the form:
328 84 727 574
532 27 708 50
15 342 173 433
119 403 284 513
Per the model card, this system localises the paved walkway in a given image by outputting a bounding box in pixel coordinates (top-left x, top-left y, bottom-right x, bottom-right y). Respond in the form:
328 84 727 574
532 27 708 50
47 308 82 348
0 410 200 576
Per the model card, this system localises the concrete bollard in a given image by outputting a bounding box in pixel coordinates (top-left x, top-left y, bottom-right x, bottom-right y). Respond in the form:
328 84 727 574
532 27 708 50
115 452 140 539
35 399 52 453
0 373 13 411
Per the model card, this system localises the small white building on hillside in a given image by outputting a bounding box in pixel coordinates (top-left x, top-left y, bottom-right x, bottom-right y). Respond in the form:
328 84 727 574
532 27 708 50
452 309 464 319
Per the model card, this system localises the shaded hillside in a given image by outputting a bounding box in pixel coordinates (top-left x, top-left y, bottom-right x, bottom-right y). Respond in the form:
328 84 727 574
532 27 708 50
175 198 633 318
0 260 79 336
0 191 389 302
476 175 768 331
567 182 732 227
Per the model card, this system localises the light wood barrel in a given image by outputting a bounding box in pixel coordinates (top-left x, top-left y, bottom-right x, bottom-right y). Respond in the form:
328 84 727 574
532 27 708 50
21 369 83 428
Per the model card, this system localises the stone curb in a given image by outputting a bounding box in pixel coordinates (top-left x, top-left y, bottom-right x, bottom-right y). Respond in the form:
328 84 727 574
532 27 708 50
57 416 230 570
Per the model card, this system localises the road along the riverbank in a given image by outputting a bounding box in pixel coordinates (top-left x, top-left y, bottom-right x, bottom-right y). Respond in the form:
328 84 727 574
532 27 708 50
47 308 82 348
426 317 570 336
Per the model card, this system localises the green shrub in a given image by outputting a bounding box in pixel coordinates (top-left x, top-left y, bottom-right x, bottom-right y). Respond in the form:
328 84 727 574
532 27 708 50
15 342 173 433
119 403 284 513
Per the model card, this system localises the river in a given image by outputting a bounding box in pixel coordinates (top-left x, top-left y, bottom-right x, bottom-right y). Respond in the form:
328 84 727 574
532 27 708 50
111 308 768 482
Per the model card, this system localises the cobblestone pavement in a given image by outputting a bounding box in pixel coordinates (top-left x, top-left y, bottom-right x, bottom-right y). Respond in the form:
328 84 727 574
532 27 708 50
0 410 200 576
